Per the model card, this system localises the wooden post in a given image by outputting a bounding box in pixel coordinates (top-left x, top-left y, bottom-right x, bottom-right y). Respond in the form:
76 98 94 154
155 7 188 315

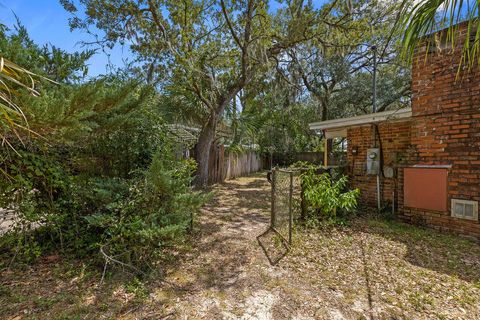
289 172 293 245
324 138 328 167
270 168 276 228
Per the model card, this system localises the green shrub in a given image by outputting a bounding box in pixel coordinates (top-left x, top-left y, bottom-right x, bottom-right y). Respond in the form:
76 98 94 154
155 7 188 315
0 149 74 262
289 161 317 169
0 82 208 269
0 25 208 271
300 169 360 224
84 149 208 267
1 145 207 269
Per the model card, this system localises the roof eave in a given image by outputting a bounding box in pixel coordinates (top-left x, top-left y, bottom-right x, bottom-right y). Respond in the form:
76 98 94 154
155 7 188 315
309 108 412 131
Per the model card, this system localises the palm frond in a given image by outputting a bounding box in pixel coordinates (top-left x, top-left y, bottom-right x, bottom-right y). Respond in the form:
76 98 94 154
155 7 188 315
400 0 480 69
0 57 55 150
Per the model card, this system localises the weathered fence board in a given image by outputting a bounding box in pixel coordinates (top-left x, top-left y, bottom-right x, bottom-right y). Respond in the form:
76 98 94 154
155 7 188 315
208 145 263 184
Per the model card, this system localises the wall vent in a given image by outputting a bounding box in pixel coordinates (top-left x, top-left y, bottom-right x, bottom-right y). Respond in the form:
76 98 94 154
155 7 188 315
451 199 478 221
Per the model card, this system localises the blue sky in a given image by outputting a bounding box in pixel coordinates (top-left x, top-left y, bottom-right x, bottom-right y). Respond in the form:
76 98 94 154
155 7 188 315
0 0 328 77
0 0 131 77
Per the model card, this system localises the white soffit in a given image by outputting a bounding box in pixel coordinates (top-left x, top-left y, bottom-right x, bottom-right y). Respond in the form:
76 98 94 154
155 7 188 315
325 128 347 139
309 108 412 132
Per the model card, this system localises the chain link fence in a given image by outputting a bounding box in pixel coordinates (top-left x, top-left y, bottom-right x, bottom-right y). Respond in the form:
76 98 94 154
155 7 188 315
258 166 347 265
257 167 303 264
257 168 302 265
270 168 303 244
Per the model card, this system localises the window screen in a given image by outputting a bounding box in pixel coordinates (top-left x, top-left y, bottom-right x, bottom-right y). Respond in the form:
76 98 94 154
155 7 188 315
451 199 478 221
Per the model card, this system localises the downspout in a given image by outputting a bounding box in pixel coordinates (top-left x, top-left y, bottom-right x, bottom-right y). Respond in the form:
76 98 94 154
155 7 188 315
372 46 377 114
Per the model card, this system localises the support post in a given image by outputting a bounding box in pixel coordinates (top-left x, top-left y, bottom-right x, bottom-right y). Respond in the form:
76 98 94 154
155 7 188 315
392 190 395 216
377 175 381 211
372 46 377 113
372 45 381 211
324 138 328 167
271 168 276 228
289 172 293 245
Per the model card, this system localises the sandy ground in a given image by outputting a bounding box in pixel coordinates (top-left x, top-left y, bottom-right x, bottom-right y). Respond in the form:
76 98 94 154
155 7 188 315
2 173 480 319
133 174 480 319
0 208 15 235
150 174 282 319
142 176 480 320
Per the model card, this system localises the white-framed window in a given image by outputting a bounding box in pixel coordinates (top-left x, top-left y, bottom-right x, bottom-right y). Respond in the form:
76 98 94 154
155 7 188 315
451 199 478 221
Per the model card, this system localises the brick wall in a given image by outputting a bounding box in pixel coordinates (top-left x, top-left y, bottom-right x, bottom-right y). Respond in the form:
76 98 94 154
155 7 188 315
345 23 480 239
397 22 480 239
347 120 411 208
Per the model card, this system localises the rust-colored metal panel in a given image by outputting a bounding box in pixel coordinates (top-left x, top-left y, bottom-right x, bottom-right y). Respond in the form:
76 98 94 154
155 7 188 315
404 167 448 212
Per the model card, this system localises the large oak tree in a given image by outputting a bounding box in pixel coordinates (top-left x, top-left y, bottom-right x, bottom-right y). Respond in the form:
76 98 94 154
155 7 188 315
61 0 349 186
287 0 410 121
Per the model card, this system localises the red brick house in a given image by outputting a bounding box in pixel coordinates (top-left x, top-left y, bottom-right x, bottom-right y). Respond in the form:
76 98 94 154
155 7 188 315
309 23 480 240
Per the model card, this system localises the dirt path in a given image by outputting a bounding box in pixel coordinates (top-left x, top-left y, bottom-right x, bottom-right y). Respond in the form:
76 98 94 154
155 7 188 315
147 174 480 320
3 173 480 319
153 174 283 319
151 173 356 319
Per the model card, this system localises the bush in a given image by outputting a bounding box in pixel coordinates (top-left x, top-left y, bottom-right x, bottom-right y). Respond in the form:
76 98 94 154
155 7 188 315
84 150 208 268
0 149 74 262
0 25 209 271
0 81 208 270
1 145 207 269
300 169 360 224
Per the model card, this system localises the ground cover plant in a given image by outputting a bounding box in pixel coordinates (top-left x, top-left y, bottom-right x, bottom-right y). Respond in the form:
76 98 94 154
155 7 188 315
300 168 360 223
289 161 360 224
2 175 480 319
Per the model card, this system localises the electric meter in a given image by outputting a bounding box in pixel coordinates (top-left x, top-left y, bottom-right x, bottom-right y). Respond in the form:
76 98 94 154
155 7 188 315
366 148 380 175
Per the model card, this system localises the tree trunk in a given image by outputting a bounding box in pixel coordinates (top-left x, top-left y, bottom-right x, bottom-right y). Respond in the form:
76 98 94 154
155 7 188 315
321 89 330 121
195 115 217 187
321 101 328 121
231 95 239 145
194 88 241 187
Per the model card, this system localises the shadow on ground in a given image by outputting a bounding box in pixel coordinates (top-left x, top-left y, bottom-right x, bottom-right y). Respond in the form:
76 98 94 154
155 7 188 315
356 218 480 283
256 227 289 266
3 173 480 319
151 174 272 294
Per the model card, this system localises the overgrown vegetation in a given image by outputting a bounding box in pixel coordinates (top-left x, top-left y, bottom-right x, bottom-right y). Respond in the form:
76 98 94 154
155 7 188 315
3 176 479 319
60 0 412 180
289 162 360 224
0 0 448 278
1 0 408 271
0 24 207 270
301 169 360 223
1 0 479 317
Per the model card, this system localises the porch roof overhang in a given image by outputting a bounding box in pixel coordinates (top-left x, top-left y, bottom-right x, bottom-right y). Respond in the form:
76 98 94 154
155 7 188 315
309 108 412 138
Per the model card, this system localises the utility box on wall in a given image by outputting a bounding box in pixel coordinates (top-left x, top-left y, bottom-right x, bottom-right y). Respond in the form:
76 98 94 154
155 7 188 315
366 148 380 175
404 167 448 212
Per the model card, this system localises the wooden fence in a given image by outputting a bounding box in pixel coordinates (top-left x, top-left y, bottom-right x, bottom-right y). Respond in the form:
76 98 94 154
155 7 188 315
208 145 263 184
269 152 324 167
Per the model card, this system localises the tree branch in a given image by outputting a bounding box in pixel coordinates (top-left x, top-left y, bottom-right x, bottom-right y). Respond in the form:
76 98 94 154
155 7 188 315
220 0 243 49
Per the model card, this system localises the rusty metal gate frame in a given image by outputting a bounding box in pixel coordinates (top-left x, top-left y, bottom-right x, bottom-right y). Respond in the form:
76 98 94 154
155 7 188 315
272 168 294 246
257 167 297 253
